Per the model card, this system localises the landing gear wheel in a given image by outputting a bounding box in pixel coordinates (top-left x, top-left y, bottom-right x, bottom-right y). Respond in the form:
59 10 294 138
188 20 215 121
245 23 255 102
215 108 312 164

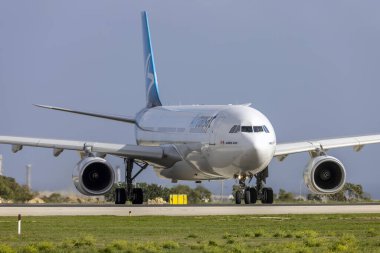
115 188 126 204
235 191 242 204
249 187 257 204
121 158 148 205
261 187 273 204
132 188 144 204
244 188 251 204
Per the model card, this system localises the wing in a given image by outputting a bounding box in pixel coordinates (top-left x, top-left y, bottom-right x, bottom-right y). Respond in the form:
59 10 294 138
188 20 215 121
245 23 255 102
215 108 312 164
0 136 181 167
274 134 380 161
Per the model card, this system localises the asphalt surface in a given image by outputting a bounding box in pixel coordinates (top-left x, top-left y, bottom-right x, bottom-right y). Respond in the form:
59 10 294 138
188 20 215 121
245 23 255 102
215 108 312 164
0 203 379 216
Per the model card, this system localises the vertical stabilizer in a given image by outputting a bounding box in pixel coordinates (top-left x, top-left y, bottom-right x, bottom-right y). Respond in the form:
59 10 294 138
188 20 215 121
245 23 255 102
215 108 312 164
142 11 162 108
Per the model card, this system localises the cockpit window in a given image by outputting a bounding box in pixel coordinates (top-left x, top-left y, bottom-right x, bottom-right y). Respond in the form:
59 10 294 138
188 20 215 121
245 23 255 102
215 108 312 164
232 125 270 134
252 125 270 133
241 126 253 133
229 125 240 133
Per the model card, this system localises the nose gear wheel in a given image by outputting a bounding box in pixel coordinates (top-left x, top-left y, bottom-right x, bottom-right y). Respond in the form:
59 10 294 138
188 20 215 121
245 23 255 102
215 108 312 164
234 167 273 204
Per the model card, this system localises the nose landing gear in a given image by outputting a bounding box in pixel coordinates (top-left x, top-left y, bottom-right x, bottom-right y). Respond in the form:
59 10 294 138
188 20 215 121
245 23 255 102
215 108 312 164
234 167 273 205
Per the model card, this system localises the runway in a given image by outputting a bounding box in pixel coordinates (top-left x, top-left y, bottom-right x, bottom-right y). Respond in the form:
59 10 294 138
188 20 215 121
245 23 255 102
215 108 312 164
1 203 380 216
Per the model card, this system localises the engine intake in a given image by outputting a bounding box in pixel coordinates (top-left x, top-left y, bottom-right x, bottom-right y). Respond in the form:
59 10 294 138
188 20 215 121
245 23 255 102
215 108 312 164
72 157 115 196
304 155 346 194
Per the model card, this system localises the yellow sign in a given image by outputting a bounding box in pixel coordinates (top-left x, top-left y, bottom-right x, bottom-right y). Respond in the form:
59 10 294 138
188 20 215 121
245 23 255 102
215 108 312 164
169 194 188 205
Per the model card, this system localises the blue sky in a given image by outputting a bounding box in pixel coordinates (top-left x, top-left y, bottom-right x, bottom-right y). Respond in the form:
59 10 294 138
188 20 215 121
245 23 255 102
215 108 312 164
1 1 380 198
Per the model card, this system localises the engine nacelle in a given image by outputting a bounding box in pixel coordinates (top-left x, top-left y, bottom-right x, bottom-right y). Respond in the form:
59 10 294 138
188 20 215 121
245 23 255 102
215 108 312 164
304 155 346 194
72 157 115 196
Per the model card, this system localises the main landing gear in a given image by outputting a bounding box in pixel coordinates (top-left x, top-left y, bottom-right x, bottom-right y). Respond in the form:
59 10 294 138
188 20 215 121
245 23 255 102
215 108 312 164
115 158 148 205
234 167 273 205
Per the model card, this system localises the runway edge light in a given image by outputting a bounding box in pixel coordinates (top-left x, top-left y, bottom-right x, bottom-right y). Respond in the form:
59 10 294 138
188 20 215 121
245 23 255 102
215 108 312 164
18 214 21 236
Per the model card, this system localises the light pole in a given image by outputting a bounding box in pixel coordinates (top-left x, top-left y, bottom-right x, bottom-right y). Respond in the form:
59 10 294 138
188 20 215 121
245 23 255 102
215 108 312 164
26 164 32 190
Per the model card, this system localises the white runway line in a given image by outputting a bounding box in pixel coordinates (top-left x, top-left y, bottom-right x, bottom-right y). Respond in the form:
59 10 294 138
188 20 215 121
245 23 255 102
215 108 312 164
0 205 380 216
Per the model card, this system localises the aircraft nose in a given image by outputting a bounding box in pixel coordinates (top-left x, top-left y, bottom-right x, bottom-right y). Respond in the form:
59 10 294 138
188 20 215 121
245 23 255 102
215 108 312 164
241 135 275 172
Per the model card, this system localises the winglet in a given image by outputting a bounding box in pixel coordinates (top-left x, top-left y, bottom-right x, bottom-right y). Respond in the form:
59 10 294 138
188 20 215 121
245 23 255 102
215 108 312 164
142 11 162 108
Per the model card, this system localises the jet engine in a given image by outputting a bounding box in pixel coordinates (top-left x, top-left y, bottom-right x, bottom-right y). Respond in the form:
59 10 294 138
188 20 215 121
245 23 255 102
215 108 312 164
72 157 115 196
303 155 346 194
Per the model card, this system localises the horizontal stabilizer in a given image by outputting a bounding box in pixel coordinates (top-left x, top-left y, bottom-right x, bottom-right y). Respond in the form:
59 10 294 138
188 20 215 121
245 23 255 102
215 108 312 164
34 104 136 124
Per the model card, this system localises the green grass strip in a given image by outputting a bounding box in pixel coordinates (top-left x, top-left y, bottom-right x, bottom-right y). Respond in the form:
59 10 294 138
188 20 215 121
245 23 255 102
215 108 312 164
0 214 379 252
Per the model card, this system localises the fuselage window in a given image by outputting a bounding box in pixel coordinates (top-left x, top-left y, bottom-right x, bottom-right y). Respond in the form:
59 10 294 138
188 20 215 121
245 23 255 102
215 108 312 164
253 126 264 133
229 125 240 133
241 126 253 133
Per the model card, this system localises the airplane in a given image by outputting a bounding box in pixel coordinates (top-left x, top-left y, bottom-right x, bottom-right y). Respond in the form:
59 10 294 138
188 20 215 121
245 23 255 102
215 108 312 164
1 11 380 205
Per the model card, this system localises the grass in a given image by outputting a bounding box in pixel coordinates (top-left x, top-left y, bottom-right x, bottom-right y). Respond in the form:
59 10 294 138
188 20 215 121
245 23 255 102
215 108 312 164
0 214 379 252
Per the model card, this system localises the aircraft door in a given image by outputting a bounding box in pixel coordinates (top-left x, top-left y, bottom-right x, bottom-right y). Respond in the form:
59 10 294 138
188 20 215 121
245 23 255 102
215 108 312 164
209 129 216 145
209 115 221 145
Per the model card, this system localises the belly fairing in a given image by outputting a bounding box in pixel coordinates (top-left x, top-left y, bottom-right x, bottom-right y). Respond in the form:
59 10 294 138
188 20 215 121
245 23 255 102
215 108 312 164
152 143 228 180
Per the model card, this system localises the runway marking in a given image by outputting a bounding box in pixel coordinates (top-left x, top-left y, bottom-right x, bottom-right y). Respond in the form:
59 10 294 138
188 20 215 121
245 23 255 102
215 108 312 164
0 204 380 216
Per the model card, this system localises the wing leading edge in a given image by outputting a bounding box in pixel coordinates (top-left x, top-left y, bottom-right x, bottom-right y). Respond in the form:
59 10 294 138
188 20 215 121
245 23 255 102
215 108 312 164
274 134 380 161
0 136 181 167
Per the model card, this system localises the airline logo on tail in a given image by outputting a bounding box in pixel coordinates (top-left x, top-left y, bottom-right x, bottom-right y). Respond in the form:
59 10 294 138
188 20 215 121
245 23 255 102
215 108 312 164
144 53 156 105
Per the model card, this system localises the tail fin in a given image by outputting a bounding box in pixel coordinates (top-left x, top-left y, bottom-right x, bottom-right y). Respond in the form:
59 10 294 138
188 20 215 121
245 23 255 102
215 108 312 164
142 11 162 108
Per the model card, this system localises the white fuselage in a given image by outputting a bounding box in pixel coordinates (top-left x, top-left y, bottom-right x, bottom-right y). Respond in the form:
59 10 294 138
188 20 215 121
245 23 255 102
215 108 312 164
135 105 276 181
